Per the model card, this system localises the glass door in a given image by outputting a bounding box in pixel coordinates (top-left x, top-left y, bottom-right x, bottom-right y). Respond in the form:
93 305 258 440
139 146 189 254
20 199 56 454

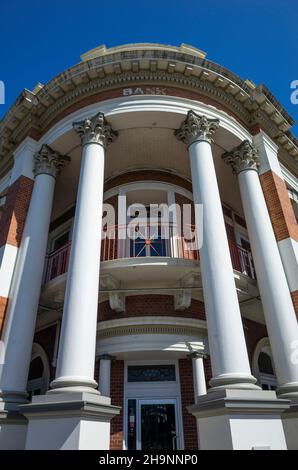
137 399 178 450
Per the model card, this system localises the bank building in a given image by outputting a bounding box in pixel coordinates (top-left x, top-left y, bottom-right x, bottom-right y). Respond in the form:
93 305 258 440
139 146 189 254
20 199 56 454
0 43 298 450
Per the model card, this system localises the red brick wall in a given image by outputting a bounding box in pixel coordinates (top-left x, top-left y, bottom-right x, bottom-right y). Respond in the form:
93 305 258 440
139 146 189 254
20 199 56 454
34 324 58 380
0 175 34 248
0 175 34 335
243 318 268 363
110 360 124 450
0 296 9 337
178 358 198 450
94 358 100 384
98 295 206 322
260 170 298 243
203 355 213 389
37 85 249 142
291 291 298 321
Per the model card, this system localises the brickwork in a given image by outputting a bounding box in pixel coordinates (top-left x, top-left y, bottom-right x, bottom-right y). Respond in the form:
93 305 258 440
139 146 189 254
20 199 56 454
34 324 58 380
39 86 249 141
243 318 268 363
110 360 124 450
178 358 198 450
0 296 9 337
203 355 213 388
291 291 298 321
260 170 298 243
0 175 34 248
98 295 206 322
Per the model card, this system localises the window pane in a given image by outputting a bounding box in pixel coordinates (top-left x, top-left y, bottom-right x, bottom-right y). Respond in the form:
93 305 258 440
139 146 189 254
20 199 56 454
127 365 176 382
28 357 44 380
258 351 274 375
53 231 69 251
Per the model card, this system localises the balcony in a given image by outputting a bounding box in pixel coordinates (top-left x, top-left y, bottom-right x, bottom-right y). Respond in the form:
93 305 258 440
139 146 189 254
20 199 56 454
43 223 256 284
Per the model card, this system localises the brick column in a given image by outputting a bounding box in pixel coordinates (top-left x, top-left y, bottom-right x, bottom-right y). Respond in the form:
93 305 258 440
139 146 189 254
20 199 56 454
253 130 298 318
0 138 37 336
110 360 124 450
223 140 298 397
178 358 198 450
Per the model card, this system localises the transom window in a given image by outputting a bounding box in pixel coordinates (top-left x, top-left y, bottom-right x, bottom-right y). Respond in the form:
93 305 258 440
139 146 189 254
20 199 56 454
127 365 176 382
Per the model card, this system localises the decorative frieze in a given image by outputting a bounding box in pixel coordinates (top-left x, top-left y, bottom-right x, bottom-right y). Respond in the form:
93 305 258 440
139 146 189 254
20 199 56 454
222 140 259 174
34 144 70 178
73 112 118 147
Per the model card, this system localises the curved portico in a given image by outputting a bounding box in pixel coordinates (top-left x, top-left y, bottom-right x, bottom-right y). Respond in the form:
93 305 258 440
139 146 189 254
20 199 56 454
0 43 297 450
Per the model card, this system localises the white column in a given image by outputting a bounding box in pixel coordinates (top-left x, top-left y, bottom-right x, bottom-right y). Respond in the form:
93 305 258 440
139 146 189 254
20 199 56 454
118 190 127 258
175 111 257 390
190 352 207 400
98 354 114 397
167 189 179 258
50 113 118 393
0 145 69 403
223 140 298 397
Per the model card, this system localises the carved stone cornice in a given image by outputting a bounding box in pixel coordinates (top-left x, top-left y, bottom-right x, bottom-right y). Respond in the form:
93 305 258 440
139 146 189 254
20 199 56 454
175 110 219 145
222 140 259 174
1 45 297 173
73 112 118 147
34 144 70 178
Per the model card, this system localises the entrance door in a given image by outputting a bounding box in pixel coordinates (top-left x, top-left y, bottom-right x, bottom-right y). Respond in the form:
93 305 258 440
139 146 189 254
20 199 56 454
138 399 178 450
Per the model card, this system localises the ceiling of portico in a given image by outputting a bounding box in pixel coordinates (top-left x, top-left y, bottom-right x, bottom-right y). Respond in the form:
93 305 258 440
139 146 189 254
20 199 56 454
51 126 244 221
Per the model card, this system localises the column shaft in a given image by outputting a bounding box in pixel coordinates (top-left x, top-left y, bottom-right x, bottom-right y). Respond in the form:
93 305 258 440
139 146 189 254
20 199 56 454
192 355 207 400
175 111 257 390
223 140 298 396
51 112 117 392
0 145 69 402
98 356 113 397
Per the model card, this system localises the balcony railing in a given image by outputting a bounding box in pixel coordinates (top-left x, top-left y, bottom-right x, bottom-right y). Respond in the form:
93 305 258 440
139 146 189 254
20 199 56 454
43 223 256 283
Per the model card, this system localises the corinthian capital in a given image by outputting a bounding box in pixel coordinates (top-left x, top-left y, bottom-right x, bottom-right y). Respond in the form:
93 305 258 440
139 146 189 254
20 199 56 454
34 144 70 178
73 112 118 147
222 140 259 174
175 110 219 145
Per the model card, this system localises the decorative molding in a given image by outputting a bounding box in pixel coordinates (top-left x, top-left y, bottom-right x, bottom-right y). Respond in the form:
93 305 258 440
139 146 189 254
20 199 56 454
222 140 259 175
174 272 201 311
97 354 116 361
187 350 208 359
174 289 192 311
73 112 118 147
175 110 219 145
34 144 70 178
97 324 206 340
100 274 125 313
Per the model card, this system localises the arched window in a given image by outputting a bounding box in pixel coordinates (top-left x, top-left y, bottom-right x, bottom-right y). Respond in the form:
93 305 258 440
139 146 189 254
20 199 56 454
27 343 50 398
252 338 277 391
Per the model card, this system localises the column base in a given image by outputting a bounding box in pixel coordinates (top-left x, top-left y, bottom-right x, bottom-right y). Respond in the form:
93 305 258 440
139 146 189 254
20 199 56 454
277 381 298 399
282 397 298 450
49 376 99 393
209 373 260 390
0 403 28 449
20 391 120 450
188 389 290 450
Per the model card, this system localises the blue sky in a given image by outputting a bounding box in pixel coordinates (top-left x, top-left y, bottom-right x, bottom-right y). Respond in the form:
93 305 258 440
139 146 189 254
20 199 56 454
0 0 297 134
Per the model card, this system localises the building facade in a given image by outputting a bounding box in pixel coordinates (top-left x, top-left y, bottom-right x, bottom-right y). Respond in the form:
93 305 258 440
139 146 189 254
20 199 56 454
0 43 298 450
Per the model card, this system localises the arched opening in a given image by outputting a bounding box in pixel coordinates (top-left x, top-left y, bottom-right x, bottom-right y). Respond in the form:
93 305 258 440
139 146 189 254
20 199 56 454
27 343 50 398
252 338 277 391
